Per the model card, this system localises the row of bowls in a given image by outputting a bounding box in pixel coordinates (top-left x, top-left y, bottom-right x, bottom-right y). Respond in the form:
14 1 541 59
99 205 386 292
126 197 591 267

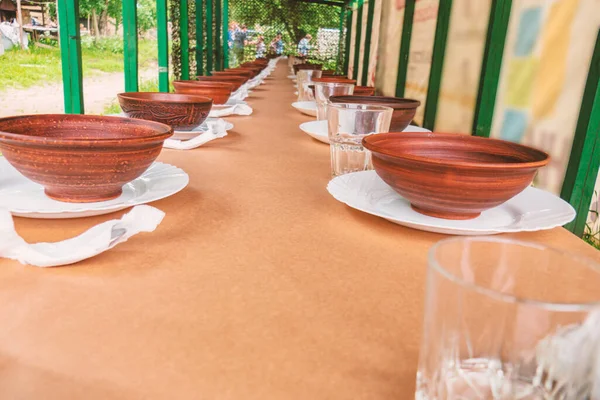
0 59 272 204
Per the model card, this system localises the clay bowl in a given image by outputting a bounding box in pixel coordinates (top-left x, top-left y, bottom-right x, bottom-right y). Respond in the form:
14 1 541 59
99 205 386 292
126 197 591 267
0 114 172 203
118 92 213 131
363 132 550 220
293 63 323 74
238 65 265 75
208 72 250 82
354 86 376 96
321 69 336 76
329 95 419 131
173 80 233 105
196 76 247 92
217 69 255 79
313 77 357 85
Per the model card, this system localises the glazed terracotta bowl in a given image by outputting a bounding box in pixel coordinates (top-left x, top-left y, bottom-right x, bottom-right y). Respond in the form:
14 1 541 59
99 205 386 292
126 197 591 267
118 92 213 131
196 75 247 91
363 132 550 220
293 63 323 74
217 69 255 79
313 77 357 85
354 86 376 96
173 81 233 105
0 114 172 203
329 95 419 131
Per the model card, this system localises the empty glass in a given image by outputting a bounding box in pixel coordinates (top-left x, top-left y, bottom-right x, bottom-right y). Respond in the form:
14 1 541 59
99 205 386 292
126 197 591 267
314 82 355 120
417 237 600 400
327 103 392 177
297 69 323 101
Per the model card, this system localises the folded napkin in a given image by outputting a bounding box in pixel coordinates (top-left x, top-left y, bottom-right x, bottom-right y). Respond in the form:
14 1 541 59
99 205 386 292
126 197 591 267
209 99 252 118
230 84 249 101
0 205 164 267
247 76 263 89
164 118 228 150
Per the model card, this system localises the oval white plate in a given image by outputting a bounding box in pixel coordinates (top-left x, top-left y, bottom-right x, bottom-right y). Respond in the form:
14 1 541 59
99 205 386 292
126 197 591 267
292 101 317 117
299 120 431 144
0 158 189 219
327 171 575 235
173 118 234 140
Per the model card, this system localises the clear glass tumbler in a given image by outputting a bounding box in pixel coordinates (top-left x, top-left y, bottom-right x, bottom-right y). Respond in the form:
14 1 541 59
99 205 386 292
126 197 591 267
314 82 355 120
297 69 323 101
417 237 600 400
327 103 392 177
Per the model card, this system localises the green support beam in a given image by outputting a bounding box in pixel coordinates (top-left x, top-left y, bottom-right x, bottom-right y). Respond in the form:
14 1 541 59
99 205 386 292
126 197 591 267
206 0 213 75
352 0 363 81
157 0 169 92
180 0 190 80
122 0 138 92
215 0 222 71
361 0 376 86
342 5 352 76
561 29 600 237
222 0 229 68
196 0 204 76
422 0 453 130
57 0 84 113
336 7 345 72
395 0 415 97
472 0 512 137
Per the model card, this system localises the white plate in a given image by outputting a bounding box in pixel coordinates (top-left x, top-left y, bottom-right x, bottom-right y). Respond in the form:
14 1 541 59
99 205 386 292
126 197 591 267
292 101 317 117
173 118 234 140
327 171 575 235
0 158 189 219
299 120 431 144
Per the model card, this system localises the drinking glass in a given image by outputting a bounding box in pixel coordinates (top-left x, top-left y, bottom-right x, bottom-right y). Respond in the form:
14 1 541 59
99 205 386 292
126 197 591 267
417 237 600 400
297 69 323 101
314 82 355 120
327 103 392 177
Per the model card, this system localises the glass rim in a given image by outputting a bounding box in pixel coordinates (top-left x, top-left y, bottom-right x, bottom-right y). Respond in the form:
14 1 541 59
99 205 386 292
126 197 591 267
313 81 355 88
428 236 600 311
328 103 394 113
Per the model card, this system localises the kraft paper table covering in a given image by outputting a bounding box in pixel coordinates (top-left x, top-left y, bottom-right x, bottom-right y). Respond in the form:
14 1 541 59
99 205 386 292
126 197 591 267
0 61 598 400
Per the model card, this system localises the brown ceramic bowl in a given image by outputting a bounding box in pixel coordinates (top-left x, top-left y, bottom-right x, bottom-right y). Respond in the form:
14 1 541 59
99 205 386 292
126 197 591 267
313 77 357 85
0 114 172 203
118 92 213 131
173 81 233 105
217 69 254 79
363 132 550 220
329 95 419 131
354 86 376 96
293 63 323 74
196 75 247 91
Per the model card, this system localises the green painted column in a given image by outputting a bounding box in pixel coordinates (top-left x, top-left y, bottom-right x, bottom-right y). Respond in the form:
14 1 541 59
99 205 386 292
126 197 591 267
222 0 228 68
422 0 453 130
180 0 190 80
472 0 512 137
122 0 138 92
561 29 600 237
343 5 352 76
157 0 169 92
395 0 415 97
352 1 363 81
57 0 84 113
215 0 221 71
206 0 213 75
361 0 376 86
196 0 204 76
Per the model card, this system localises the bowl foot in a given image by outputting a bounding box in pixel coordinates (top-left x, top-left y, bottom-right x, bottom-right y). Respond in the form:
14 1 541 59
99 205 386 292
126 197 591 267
411 205 481 220
44 187 123 203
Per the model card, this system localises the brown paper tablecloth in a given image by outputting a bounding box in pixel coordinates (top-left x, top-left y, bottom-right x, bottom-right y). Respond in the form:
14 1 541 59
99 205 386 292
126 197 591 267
1 61 598 399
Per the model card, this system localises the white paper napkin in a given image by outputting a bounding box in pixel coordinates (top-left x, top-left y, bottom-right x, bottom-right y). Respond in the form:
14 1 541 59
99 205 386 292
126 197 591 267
164 118 228 150
209 99 253 117
0 205 165 267
230 84 249 101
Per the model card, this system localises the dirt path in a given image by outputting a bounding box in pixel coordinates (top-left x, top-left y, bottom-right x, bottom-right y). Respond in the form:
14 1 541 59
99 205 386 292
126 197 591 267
0 68 156 117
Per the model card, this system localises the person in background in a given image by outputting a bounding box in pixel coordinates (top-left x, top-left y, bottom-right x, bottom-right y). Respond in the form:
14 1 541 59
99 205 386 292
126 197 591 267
232 24 248 65
253 35 266 59
274 32 284 56
297 34 312 58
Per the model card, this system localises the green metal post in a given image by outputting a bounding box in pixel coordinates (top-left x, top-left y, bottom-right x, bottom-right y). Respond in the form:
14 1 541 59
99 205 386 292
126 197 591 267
422 0 453 130
222 0 228 68
336 7 345 72
122 0 138 92
206 0 213 75
352 0 363 81
395 0 415 97
215 0 221 71
57 0 84 113
561 29 600 237
196 0 204 76
157 0 169 92
361 0 376 86
180 0 190 80
472 0 512 137
343 5 352 76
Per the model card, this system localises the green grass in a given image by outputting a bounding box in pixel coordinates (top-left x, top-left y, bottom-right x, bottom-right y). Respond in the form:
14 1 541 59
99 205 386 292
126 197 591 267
0 37 157 91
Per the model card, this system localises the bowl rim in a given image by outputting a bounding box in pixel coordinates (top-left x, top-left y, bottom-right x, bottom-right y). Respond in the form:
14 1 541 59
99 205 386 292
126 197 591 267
173 80 234 90
0 114 173 145
363 132 550 169
330 95 420 108
117 92 213 105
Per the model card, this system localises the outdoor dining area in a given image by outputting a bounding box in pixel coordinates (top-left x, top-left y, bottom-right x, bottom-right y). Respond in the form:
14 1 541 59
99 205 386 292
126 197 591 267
0 0 600 398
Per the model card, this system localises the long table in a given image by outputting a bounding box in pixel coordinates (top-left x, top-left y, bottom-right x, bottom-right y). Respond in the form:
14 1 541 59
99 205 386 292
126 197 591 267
1 60 598 399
